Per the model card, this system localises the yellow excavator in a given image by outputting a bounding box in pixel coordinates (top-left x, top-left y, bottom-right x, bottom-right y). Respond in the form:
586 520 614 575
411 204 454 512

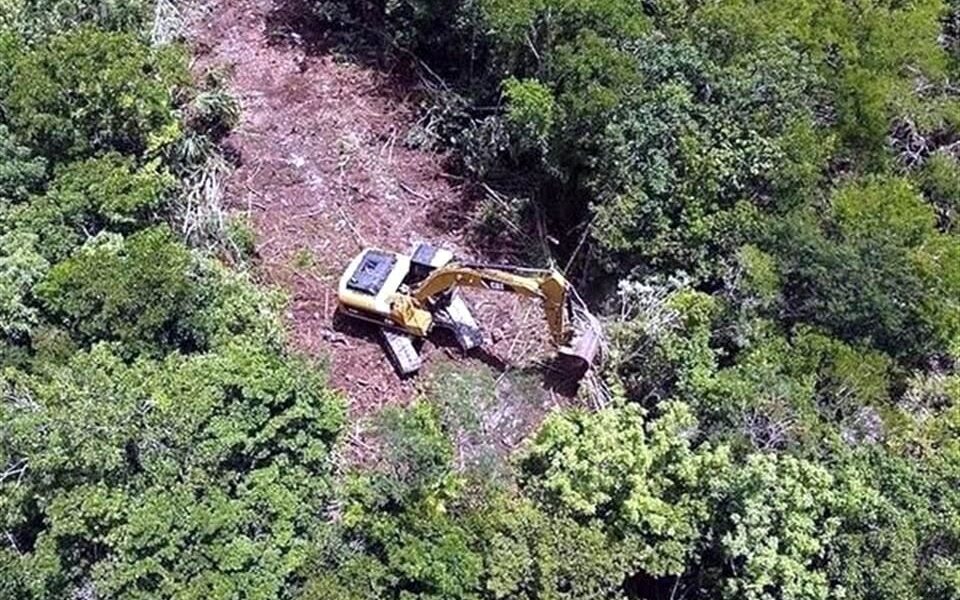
336 243 602 376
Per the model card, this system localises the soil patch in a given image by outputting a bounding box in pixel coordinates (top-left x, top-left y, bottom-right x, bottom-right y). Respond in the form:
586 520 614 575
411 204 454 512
186 0 558 419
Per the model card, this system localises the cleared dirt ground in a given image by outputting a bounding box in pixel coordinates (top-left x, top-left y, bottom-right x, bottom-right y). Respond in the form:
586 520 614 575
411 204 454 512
187 0 560 423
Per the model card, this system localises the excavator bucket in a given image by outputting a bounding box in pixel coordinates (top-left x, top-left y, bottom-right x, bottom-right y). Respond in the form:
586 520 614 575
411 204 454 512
557 306 604 378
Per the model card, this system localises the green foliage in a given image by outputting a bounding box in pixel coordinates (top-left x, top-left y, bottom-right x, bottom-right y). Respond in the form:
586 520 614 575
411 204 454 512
502 77 556 155
682 325 894 452
691 0 948 158
1 28 186 161
0 124 45 204
480 0 649 44
0 0 151 42
428 363 499 438
734 244 782 309
919 150 960 232
486 505 634 600
292 247 314 270
772 177 960 362
521 402 717 576
587 39 821 274
4 3 960 600
365 400 457 506
322 0 960 286
191 261 288 352
315 401 479 599
0 230 47 339
827 449 960 600
304 491 639 600
188 72 242 137
604 282 718 409
306 401 647 600
13 153 173 262
424 362 549 483
226 213 258 259
34 226 204 357
708 453 840 600
350 507 486 599
605 275 896 452
0 340 345 599
0 9 351 600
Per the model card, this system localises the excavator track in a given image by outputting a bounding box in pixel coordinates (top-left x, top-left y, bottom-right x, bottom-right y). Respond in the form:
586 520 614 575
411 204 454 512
381 329 422 376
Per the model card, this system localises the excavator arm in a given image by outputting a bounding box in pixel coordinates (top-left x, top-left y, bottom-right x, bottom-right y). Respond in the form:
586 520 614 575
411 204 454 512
409 264 572 345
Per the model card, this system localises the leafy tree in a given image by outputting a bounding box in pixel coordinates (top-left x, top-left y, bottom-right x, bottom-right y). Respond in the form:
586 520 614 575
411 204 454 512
34 226 206 357
919 150 960 232
520 402 722 577
772 176 960 363
691 0 948 160
13 153 172 262
0 340 345 599
303 401 645 600
476 502 635 600
0 27 186 161
362 401 458 508
502 77 556 158
705 453 840 600
190 260 288 352
827 449 960 600
0 0 151 42
604 283 719 410
588 38 826 275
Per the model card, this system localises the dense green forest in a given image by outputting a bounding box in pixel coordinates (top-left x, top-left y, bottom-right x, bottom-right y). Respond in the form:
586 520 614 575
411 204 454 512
2 0 960 599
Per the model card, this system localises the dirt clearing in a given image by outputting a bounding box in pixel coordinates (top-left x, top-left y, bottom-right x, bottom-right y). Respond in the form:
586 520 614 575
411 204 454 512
186 0 560 419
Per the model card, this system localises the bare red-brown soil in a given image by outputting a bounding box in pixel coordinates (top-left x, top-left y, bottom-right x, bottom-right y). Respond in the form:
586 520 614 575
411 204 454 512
187 0 559 421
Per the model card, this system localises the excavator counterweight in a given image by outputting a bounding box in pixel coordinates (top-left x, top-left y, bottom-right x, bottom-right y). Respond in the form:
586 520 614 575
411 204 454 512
336 243 603 377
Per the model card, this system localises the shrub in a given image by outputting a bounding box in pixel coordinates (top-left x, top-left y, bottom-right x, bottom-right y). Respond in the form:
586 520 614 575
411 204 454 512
772 177 960 363
35 226 205 357
14 154 173 262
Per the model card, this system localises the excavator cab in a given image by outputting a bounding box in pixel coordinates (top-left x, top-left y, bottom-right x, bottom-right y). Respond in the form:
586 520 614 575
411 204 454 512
337 242 602 377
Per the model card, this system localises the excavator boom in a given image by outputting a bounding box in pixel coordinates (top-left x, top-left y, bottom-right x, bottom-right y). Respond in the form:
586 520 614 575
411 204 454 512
411 265 570 345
